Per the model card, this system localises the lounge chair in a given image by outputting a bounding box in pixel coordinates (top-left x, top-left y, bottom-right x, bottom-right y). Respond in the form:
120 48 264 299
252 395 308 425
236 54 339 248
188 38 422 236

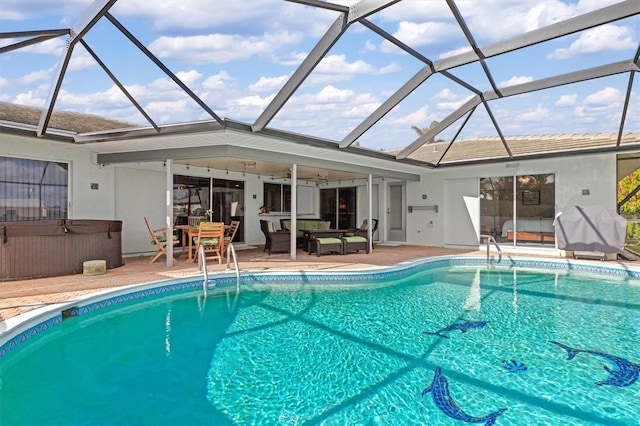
260 219 290 254
144 217 179 263
193 222 225 264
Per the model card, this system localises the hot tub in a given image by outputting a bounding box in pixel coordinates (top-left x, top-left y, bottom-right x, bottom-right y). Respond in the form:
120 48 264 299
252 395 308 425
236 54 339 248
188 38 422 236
0 219 123 280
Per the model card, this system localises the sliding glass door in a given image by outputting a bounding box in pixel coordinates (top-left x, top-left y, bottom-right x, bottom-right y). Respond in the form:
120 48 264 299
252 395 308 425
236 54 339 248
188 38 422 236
173 175 244 242
320 187 356 229
480 173 555 246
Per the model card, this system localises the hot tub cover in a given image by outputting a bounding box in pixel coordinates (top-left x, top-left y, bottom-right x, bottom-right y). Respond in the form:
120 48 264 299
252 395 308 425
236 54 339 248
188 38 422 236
553 205 627 253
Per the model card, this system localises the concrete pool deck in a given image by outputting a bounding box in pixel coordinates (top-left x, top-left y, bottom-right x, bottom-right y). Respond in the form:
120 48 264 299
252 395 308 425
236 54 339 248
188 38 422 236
1 245 477 321
1 244 635 322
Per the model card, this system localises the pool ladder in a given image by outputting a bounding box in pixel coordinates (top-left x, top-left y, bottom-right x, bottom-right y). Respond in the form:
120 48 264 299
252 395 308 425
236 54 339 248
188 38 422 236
481 234 502 265
198 243 241 298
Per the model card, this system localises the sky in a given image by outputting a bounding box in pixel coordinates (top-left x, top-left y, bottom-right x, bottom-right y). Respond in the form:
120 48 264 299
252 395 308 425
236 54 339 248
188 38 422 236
0 0 638 151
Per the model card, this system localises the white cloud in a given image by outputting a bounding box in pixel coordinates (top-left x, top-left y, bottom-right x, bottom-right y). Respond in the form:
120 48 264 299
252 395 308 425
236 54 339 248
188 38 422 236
381 21 460 52
276 51 307 67
556 94 578 107
515 104 550 122
17 69 50 85
439 46 473 60
361 40 377 54
548 24 637 59
176 70 203 86
498 76 534 88
316 55 376 75
13 90 46 107
0 77 9 88
226 95 270 109
583 87 622 105
68 47 96 72
392 106 430 125
149 31 302 65
145 99 190 123
316 85 354 103
249 75 289 92
202 71 234 91
20 37 65 56
306 55 400 86
430 89 474 111
113 0 329 35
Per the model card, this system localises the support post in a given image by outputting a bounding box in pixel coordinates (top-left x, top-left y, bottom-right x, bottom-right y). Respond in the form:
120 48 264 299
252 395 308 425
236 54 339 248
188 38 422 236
166 159 173 268
290 164 297 261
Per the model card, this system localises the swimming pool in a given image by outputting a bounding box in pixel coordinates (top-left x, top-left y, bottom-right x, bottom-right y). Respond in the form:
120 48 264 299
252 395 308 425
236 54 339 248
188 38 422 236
1 257 639 425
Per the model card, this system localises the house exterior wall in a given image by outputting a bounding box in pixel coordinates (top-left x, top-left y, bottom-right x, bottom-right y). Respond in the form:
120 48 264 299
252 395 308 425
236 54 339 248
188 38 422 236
406 153 617 248
1 133 619 255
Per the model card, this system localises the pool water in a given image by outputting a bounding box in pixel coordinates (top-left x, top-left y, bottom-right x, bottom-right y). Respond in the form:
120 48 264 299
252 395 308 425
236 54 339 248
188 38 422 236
1 265 640 425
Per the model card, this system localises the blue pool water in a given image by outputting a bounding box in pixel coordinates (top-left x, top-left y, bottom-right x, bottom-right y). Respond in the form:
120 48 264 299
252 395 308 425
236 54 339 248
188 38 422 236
1 264 640 425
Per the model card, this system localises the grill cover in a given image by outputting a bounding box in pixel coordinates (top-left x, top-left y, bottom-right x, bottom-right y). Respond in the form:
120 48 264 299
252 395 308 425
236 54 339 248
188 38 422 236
553 205 627 253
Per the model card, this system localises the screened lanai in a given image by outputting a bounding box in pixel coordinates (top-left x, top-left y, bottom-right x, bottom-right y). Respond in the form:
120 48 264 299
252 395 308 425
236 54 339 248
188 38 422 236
0 0 638 158
0 0 639 264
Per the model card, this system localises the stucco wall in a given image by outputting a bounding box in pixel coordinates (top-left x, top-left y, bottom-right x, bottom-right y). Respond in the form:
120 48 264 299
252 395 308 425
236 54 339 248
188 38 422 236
1 133 619 254
406 153 617 248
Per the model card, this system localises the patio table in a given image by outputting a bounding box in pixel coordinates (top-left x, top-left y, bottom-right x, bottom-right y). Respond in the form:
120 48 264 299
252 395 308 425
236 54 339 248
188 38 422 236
175 224 230 262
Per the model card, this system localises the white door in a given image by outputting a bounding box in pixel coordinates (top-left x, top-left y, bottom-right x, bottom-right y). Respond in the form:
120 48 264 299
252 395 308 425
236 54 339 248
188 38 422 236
386 182 406 242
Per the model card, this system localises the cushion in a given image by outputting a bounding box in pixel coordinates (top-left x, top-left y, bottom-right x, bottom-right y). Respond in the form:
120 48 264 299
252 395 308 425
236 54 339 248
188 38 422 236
281 219 291 230
199 237 220 246
316 237 341 244
154 234 177 243
343 236 367 243
318 221 331 230
267 222 276 232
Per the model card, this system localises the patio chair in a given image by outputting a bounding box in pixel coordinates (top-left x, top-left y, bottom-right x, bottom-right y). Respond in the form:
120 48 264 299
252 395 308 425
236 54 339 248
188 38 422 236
193 222 225 264
346 218 378 249
260 219 290 254
144 217 179 263
222 220 241 255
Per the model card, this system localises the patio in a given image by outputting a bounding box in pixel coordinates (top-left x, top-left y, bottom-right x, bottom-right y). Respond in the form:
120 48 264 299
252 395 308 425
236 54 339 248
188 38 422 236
0 244 477 321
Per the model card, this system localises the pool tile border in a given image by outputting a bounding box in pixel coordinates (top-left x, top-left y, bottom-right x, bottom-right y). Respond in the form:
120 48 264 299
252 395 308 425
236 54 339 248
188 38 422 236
2 255 640 359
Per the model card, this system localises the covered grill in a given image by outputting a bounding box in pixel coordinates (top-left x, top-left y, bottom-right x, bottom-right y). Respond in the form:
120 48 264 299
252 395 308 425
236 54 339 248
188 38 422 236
553 205 627 254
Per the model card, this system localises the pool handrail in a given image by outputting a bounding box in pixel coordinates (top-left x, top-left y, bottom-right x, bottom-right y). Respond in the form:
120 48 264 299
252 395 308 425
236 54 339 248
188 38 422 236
225 243 240 294
481 234 502 264
198 245 209 297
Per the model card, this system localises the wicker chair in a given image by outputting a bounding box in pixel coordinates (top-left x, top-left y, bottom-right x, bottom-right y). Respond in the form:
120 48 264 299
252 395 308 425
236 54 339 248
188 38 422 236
346 218 378 250
260 220 290 254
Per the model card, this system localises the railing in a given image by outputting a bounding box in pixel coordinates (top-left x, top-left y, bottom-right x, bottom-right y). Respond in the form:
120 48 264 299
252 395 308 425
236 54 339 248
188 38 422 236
198 243 241 298
198 245 209 297
225 243 241 294
480 234 502 265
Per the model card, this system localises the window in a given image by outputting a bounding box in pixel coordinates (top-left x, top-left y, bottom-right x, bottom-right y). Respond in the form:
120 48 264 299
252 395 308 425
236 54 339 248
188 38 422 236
264 183 291 212
480 173 555 246
0 156 68 222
